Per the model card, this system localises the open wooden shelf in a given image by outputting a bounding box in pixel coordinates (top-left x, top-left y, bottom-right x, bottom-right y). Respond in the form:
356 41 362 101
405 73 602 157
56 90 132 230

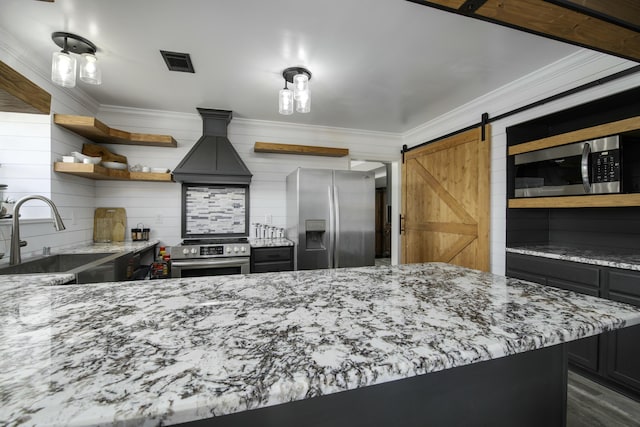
54 162 173 182
54 114 177 148
254 141 349 157
508 116 640 155
508 194 640 208
0 60 51 115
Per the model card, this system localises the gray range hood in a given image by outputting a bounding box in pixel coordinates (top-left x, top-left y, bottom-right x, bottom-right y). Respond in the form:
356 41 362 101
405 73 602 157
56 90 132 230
173 108 252 185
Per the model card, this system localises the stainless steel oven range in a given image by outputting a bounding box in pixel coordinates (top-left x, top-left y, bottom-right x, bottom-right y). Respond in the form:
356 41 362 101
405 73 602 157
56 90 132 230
169 238 250 278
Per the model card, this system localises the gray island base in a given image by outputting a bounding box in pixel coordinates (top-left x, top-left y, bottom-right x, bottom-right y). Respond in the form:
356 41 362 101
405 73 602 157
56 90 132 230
2 263 640 426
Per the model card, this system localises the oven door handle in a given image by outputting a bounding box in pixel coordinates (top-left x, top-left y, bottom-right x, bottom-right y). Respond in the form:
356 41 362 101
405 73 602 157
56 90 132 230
171 258 249 269
581 142 592 194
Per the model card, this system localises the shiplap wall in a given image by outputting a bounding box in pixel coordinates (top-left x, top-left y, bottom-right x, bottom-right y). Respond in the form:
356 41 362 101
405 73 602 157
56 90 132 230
402 50 640 275
2 37 639 272
93 107 402 246
0 34 99 260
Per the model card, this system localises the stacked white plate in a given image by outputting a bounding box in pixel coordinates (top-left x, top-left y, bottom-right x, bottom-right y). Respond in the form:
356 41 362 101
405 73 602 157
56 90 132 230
102 161 127 170
71 152 101 164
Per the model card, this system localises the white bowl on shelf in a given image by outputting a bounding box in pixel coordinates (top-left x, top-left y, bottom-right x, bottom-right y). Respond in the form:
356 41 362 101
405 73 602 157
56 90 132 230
71 152 101 164
150 168 169 173
102 161 127 170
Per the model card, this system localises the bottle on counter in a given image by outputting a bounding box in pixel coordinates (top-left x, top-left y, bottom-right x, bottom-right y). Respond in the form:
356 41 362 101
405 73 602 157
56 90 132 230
162 253 170 277
151 246 168 279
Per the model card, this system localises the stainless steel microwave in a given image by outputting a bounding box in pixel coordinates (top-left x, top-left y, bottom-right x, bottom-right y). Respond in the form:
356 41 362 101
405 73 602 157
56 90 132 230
514 136 621 198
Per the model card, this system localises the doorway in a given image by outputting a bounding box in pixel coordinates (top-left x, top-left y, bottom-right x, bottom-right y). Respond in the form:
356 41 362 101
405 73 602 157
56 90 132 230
351 160 393 266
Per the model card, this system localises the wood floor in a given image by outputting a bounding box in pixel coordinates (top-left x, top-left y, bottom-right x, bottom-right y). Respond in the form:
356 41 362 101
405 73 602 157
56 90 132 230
568 370 640 426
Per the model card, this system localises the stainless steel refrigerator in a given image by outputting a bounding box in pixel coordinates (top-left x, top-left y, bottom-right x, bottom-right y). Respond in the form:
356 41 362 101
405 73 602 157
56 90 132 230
286 168 375 270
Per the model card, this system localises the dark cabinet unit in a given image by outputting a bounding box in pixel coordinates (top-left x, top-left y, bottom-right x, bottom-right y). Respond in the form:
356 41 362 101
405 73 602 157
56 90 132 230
506 253 600 372
507 252 640 398
250 246 294 273
603 269 640 394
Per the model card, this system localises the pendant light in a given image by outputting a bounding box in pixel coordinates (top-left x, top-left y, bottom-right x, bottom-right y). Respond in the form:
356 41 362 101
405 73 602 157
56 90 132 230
279 67 312 115
51 32 101 87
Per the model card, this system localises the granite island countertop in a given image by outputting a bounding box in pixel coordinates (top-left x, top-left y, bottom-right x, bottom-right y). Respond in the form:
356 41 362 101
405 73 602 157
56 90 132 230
2 262 640 426
507 244 640 271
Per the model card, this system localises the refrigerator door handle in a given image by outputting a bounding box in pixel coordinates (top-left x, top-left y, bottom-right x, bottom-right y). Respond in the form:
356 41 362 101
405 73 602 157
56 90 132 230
328 185 335 269
333 184 340 268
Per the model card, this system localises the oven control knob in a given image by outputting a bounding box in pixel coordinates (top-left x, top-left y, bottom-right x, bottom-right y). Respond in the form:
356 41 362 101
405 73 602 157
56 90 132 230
182 248 189 255
226 247 232 254
234 246 239 253
191 248 198 255
240 246 246 253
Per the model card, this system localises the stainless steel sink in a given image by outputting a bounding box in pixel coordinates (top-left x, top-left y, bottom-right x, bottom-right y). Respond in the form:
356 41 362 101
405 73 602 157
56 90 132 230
0 252 135 283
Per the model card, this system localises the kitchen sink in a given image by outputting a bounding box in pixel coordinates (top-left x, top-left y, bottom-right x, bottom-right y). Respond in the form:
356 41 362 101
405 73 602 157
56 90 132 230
0 252 136 284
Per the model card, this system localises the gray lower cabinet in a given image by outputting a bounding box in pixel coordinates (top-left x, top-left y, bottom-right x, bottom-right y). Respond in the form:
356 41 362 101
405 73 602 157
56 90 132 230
506 252 640 398
603 269 640 394
250 246 294 273
506 253 600 372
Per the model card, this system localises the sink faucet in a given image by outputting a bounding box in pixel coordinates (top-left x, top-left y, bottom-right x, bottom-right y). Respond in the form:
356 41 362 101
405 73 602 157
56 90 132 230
9 195 66 265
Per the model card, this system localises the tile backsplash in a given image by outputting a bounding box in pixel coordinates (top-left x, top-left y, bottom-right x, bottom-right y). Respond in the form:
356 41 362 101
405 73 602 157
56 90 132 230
184 185 247 236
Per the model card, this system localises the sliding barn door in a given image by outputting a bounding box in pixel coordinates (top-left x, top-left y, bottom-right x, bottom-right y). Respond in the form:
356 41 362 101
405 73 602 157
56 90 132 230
402 126 490 271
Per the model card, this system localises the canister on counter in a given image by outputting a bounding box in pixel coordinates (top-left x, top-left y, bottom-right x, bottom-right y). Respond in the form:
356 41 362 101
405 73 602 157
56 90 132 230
131 227 142 241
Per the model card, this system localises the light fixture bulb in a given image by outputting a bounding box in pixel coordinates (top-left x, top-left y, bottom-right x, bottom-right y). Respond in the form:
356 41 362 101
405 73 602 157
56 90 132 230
293 73 308 100
296 89 310 113
80 53 102 85
51 51 77 88
279 87 294 115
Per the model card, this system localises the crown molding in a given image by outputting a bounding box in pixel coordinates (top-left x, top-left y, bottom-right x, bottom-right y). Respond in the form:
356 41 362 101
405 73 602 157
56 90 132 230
98 104 403 142
402 49 638 146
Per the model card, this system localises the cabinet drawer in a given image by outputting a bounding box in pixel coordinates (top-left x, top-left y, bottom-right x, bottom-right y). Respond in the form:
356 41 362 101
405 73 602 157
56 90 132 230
506 269 546 286
252 247 293 262
252 261 293 273
507 253 599 287
607 269 640 307
548 278 599 297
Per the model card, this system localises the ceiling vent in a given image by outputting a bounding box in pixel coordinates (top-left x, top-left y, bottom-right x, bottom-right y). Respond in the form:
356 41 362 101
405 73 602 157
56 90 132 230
160 50 195 73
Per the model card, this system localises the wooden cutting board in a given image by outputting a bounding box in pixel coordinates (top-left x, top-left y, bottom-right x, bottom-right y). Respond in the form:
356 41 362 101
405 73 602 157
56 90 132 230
93 208 126 242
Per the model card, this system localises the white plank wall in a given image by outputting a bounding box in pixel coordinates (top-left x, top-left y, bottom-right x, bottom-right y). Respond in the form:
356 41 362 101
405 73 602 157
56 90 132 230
0 33 99 259
402 50 640 274
2 34 639 271
95 107 402 246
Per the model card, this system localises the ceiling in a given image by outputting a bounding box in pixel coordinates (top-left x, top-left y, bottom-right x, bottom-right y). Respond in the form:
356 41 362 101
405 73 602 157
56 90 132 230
0 0 582 133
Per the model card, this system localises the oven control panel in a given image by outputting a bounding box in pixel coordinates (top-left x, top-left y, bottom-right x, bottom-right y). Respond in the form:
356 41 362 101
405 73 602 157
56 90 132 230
170 242 251 259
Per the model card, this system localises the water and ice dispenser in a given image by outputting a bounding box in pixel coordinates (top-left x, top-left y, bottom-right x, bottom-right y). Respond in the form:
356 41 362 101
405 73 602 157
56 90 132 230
305 219 326 250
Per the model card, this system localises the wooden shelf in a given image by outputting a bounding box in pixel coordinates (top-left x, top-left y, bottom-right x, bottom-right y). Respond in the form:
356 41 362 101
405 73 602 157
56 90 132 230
54 162 173 182
54 114 177 148
0 60 51 115
508 116 640 155
508 194 640 208
254 141 349 157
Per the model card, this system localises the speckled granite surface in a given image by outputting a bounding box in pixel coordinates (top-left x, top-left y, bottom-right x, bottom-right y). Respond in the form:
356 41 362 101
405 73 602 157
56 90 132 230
248 238 294 248
507 245 640 271
58 240 159 254
0 241 158 286
1 262 639 426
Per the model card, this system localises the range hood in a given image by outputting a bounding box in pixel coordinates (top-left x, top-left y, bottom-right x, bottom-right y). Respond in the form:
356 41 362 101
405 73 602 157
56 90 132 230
173 108 252 185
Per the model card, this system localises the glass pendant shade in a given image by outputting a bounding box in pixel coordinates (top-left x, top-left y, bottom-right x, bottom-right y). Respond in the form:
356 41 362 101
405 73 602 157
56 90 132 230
295 89 311 113
293 73 309 100
80 53 102 85
51 51 77 87
279 88 294 115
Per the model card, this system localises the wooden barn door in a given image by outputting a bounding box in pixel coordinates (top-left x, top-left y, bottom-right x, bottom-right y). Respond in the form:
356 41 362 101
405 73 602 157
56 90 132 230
401 126 490 271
